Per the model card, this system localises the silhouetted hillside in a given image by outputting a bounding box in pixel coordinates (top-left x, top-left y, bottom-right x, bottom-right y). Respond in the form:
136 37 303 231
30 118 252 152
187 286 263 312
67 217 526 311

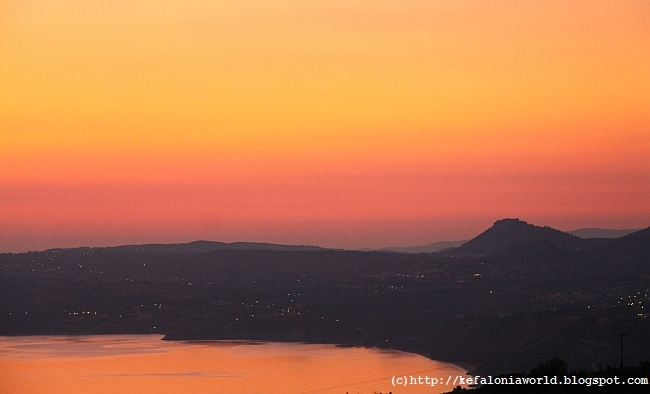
374 240 468 253
586 227 650 269
452 219 601 256
47 240 330 254
484 238 566 263
3 219 649 376
569 228 642 239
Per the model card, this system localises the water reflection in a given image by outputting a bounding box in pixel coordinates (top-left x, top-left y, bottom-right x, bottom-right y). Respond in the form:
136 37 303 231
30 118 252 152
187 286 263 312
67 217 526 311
0 335 468 394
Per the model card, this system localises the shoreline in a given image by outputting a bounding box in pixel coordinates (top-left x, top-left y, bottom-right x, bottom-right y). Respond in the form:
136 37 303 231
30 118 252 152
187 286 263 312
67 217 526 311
1 331 477 377
160 332 478 377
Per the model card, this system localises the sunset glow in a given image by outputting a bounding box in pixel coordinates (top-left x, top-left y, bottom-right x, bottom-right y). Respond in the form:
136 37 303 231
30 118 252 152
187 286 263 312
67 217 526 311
2 1 649 251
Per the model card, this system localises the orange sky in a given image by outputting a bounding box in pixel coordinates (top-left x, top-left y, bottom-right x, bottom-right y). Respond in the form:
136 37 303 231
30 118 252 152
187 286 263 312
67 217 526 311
1 1 649 252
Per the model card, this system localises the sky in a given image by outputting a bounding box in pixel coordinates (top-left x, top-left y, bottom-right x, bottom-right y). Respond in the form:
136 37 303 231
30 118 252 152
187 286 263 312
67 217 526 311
1 1 649 252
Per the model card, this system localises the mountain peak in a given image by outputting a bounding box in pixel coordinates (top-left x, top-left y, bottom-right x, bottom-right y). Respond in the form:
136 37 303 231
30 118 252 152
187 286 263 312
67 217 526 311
452 218 584 256
492 218 529 228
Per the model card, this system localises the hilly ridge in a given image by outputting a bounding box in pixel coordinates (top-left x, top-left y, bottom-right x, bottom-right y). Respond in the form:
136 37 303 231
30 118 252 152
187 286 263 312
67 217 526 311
47 240 330 254
374 240 468 254
2 218 650 376
586 227 650 269
569 227 643 239
34 223 642 257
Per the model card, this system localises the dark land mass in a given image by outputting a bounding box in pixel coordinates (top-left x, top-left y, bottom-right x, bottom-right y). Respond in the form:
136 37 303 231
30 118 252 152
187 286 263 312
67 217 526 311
451 219 612 256
446 358 650 393
55 240 331 254
365 240 468 254
569 228 643 239
2 219 650 379
367 225 641 255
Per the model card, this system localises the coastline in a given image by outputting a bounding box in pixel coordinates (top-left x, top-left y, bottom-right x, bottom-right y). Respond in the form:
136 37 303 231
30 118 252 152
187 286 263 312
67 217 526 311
160 332 477 377
1 331 475 376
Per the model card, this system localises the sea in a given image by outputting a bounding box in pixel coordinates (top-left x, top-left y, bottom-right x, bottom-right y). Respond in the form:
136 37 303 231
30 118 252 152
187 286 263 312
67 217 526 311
0 335 468 394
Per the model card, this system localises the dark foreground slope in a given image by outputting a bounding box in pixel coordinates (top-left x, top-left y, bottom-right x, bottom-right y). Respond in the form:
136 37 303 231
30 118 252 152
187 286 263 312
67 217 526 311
446 359 650 393
2 223 649 376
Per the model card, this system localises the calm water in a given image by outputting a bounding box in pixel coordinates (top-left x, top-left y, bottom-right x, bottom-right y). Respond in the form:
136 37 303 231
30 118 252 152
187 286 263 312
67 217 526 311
0 335 468 394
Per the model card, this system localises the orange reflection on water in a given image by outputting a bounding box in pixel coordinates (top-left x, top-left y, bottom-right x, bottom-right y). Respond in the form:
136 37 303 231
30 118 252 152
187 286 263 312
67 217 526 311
0 335 469 394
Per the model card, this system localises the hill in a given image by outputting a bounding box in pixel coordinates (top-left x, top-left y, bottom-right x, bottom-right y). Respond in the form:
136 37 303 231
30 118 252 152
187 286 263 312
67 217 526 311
373 240 468 253
452 218 594 256
45 240 330 254
4 219 650 376
569 228 642 239
585 227 650 270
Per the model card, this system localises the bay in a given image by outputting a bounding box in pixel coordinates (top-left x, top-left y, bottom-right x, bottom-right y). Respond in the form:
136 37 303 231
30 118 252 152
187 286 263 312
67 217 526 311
0 335 468 394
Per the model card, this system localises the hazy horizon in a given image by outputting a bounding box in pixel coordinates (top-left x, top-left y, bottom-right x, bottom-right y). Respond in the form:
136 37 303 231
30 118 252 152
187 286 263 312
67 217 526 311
1 220 645 254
